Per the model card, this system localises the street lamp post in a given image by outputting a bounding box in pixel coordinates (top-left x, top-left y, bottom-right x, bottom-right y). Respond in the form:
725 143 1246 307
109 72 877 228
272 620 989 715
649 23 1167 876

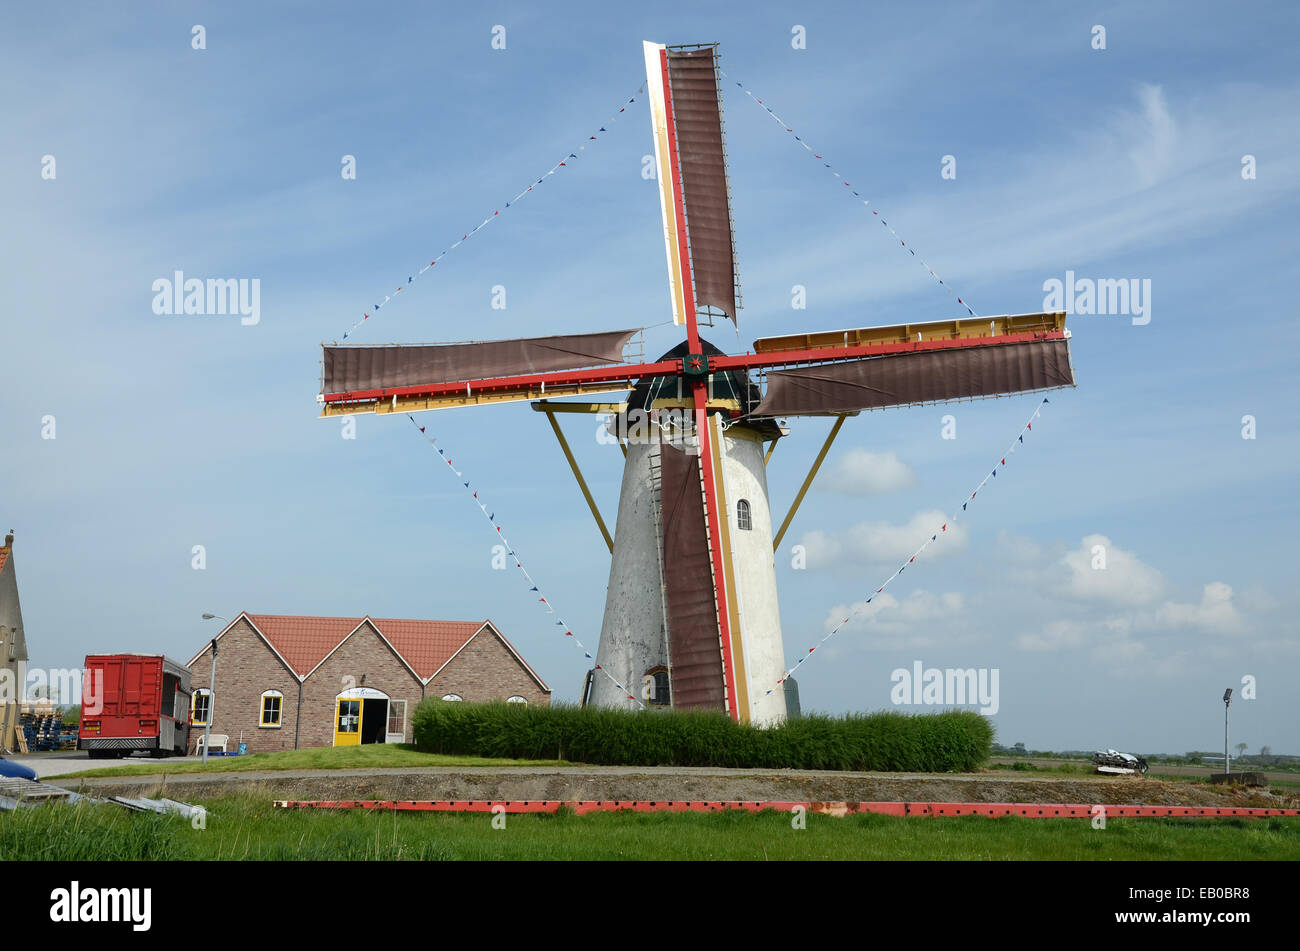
1223 688 1233 776
200 614 227 764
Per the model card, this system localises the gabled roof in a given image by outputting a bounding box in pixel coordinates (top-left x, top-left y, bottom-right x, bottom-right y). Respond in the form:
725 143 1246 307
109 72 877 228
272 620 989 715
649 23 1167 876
369 618 484 681
246 614 361 678
186 612 545 688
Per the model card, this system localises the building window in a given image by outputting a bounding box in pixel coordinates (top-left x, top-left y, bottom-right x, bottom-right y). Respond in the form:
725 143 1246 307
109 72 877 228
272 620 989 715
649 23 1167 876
507 696 527 705
645 667 670 706
260 690 283 728
192 690 211 726
736 499 752 531
441 694 463 702
387 700 407 737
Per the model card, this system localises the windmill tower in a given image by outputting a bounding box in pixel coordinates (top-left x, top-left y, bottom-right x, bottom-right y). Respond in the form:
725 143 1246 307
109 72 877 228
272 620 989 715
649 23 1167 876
318 41 1076 726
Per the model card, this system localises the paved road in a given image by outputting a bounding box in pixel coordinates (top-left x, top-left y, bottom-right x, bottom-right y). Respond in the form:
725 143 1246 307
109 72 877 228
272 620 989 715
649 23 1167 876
15 751 1299 785
5 751 205 779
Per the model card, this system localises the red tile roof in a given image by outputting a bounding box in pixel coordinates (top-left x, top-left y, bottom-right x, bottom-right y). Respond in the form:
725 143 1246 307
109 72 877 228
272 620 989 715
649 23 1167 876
245 615 367 678
236 614 486 680
0 547 9 576
369 618 485 681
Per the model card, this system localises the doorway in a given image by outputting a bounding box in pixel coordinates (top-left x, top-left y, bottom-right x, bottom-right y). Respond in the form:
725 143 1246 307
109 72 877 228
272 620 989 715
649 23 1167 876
333 687 391 747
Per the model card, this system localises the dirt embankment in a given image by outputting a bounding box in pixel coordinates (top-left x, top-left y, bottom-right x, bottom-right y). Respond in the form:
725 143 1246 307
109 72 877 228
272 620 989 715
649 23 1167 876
62 766 1296 809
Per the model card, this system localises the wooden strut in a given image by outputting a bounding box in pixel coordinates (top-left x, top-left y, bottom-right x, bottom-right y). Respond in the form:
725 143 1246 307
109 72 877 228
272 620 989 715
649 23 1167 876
772 414 847 552
540 408 614 554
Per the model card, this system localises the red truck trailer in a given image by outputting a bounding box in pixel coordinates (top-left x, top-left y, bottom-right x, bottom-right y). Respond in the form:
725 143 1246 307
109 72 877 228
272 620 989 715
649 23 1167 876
78 654 193 758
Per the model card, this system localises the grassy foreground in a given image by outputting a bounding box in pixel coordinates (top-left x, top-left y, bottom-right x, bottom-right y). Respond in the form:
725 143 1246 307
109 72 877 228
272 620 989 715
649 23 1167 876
58 743 568 778
3 794 1297 860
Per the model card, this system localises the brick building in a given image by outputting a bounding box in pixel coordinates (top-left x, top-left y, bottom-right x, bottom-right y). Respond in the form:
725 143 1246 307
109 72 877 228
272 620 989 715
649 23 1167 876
185 613 549 753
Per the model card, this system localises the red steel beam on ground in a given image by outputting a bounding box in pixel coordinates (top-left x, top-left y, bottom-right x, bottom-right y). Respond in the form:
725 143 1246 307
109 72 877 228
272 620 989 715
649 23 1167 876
321 330 1067 410
272 799 1300 818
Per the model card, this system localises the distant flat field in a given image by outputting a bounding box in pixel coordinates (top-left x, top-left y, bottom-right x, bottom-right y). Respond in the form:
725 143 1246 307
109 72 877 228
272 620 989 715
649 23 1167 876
989 757 1299 783
2 794 1297 861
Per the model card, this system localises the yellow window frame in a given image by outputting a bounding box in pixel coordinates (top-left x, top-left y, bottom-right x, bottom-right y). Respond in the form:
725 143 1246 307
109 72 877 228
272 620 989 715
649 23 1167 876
192 690 211 726
260 691 283 728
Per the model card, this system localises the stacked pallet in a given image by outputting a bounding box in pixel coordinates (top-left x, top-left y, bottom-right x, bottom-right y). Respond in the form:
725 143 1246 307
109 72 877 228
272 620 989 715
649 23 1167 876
19 712 65 752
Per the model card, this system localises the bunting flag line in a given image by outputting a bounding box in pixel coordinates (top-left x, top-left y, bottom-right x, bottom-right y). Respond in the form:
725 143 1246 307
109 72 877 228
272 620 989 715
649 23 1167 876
761 397 1052 701
721 70 977 319
337 84 645 343
407 416 646 709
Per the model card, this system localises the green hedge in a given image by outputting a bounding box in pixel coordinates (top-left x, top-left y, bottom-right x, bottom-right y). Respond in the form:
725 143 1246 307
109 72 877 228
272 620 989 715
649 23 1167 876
412 701 993 772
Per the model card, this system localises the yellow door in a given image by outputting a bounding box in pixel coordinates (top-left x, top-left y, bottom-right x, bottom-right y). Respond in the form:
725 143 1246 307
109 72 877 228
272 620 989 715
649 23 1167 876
334 697 361 746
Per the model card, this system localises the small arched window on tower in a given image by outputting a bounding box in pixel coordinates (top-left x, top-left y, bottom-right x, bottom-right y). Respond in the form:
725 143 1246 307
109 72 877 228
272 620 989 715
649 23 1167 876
646 666 670 706
736 498 752 531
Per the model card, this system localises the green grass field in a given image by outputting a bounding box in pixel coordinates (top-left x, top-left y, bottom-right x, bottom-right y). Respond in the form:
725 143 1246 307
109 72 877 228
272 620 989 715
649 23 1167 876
3 794 1297 860
57 743 569 778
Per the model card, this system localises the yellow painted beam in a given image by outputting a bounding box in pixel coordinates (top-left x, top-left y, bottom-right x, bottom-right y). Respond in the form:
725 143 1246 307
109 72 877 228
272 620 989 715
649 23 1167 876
543 409 614 554
764 436 781 467
650 397 741 412
319 381 632 418
530 401 628 415
753 311 1066 355
772 414 847 552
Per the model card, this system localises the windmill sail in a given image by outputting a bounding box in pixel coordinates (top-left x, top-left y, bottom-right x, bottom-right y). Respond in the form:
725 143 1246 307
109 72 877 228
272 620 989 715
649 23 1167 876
755 338 1074 416
658 435 728 710
751 312 1074 416
322 329 639 397
644 42 739 326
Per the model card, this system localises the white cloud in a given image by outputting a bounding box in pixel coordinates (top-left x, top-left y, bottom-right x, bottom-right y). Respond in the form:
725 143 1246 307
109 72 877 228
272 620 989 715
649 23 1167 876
822 589 965 651
1125 84 1178 187
1090 638 1149 666
821 449 915 495
799 509 968 570
1061 534 1166 606
1018 619 1089 653
1154 582 1243 636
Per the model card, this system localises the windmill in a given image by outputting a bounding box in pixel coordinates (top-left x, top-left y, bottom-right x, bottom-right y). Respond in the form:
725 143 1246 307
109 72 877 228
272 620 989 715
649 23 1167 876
318 41 1075 726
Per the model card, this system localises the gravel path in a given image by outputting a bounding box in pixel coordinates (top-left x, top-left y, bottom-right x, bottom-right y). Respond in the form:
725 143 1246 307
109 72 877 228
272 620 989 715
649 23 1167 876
53 765 1295 809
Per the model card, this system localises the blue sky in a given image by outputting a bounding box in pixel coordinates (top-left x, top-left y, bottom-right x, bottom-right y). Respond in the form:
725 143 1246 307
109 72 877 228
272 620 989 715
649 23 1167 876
2 2 1298 755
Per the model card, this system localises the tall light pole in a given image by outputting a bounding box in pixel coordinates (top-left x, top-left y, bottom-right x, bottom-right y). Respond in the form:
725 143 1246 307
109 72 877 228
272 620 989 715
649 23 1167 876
1223 688 1233 776
200 614 227 764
